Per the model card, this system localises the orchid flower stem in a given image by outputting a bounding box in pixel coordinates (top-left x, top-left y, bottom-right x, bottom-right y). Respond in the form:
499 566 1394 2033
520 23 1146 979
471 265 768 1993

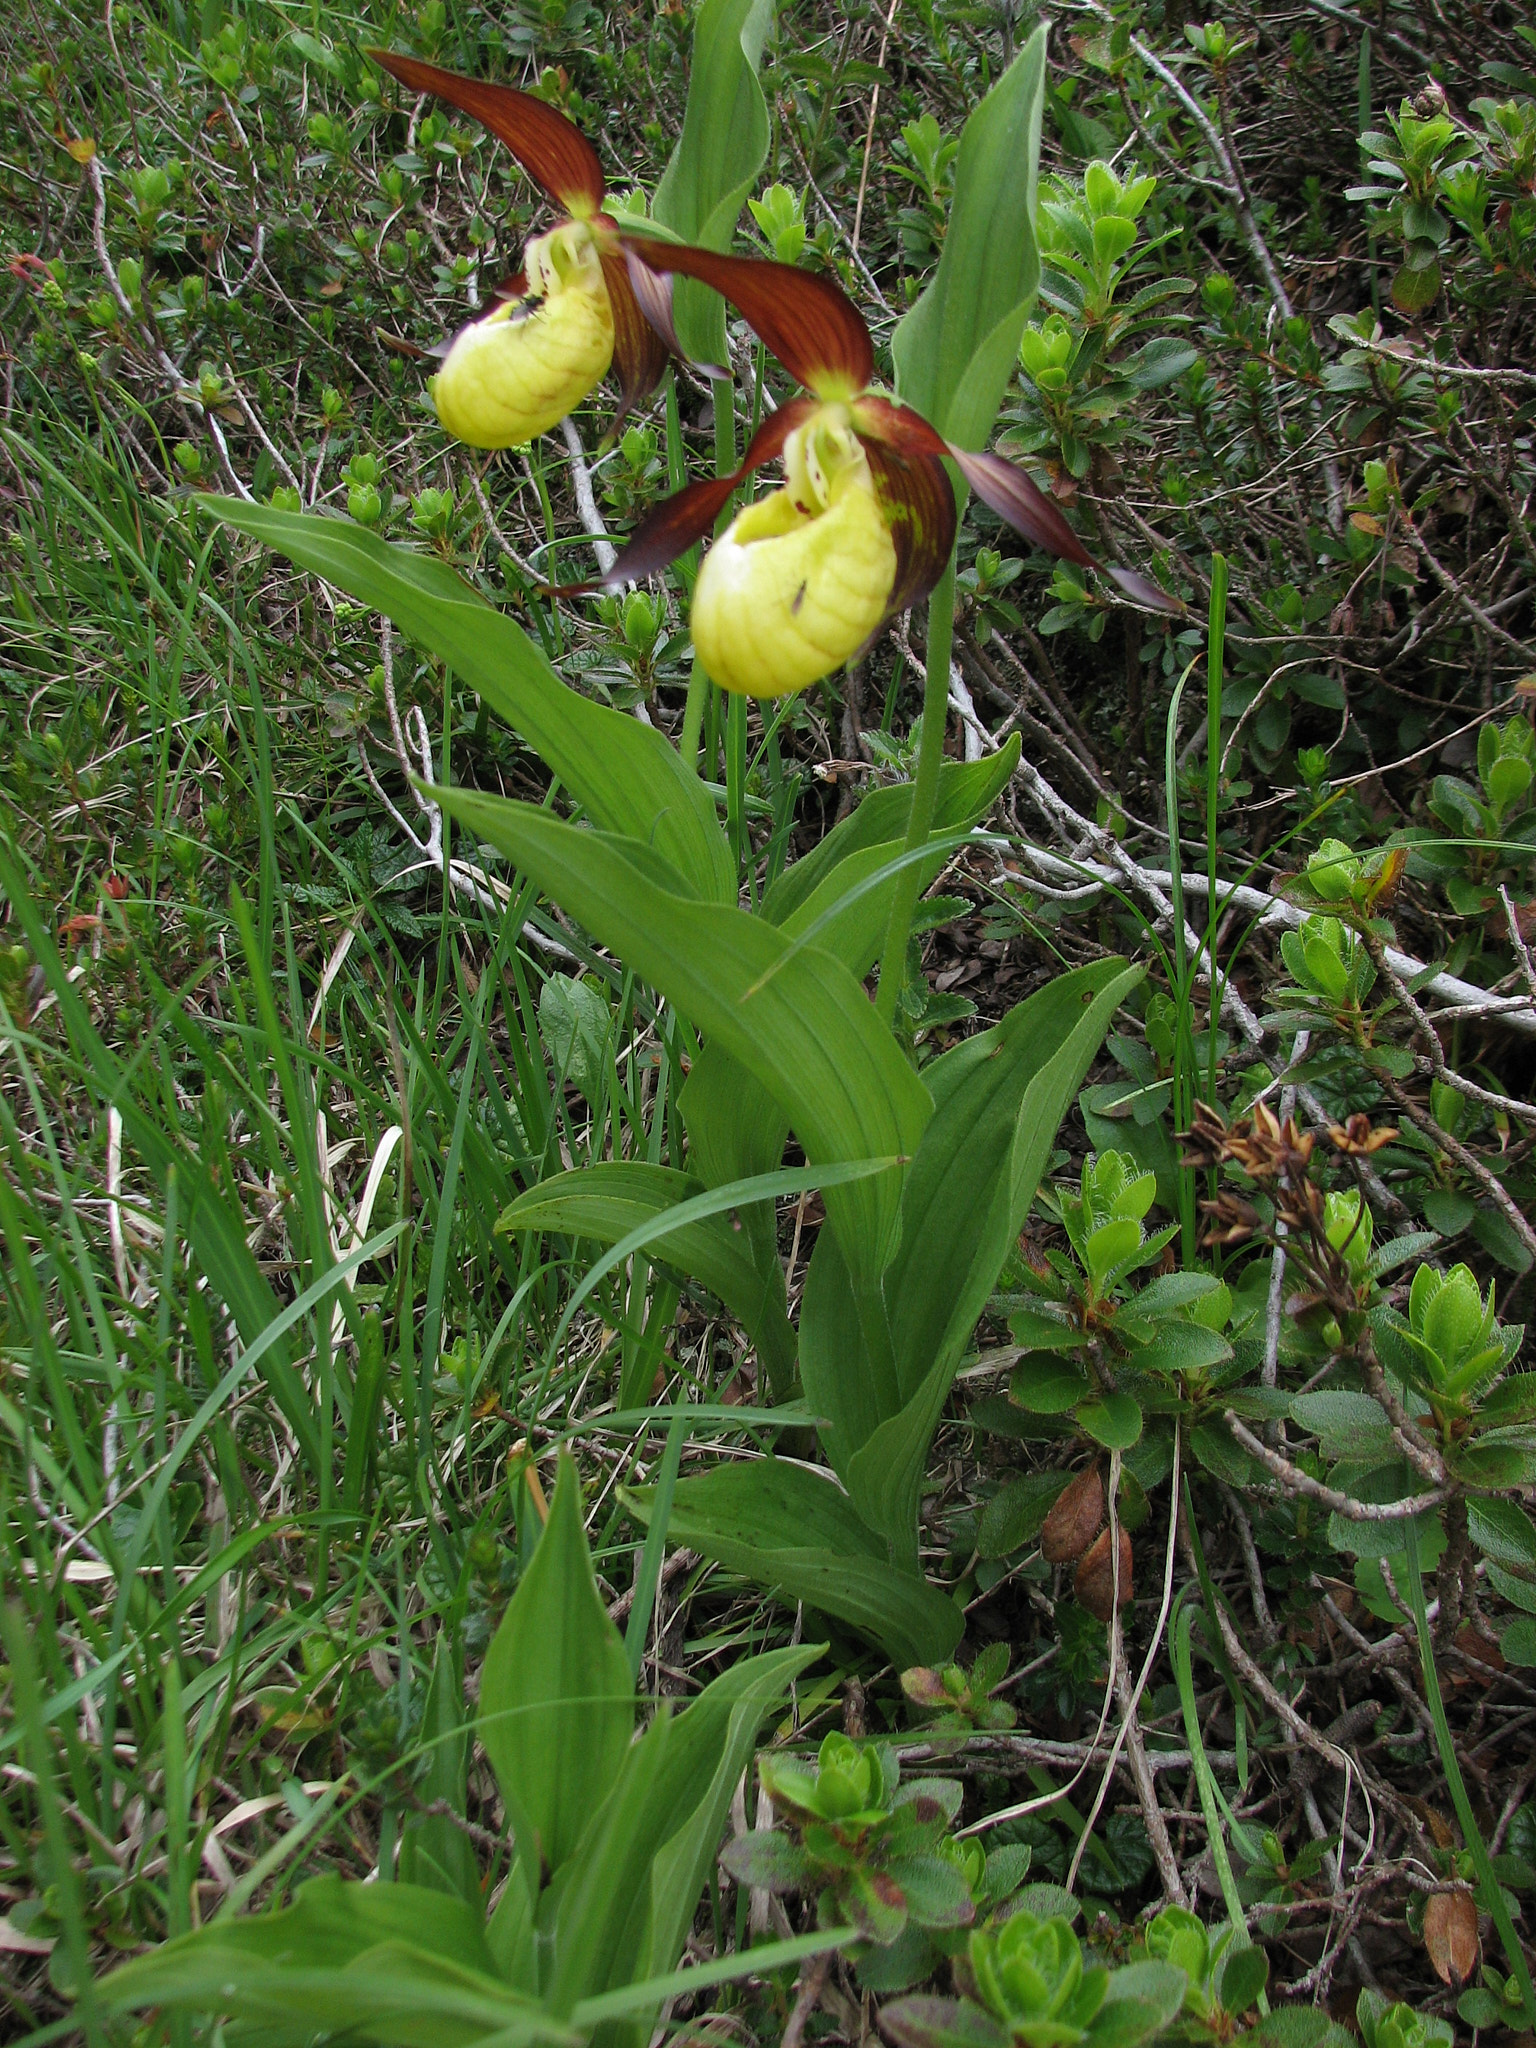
680 371 740 774
874 553 957 1026
727 691 749 892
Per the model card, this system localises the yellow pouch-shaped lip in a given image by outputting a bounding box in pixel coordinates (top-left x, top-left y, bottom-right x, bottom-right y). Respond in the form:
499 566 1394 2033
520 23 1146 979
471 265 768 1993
431 222 614 449
691 417 897 699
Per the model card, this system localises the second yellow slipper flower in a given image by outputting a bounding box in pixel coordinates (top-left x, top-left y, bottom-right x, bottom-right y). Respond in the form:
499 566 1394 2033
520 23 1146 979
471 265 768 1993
431 221 615 450
690 413 897 699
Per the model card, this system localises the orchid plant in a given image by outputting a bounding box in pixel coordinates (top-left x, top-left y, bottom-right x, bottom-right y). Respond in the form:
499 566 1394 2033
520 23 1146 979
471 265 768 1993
377 51 1173 711
200 11 1171 1668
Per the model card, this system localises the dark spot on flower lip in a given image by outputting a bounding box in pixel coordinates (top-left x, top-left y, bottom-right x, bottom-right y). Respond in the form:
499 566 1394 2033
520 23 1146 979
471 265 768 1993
792 581 807 615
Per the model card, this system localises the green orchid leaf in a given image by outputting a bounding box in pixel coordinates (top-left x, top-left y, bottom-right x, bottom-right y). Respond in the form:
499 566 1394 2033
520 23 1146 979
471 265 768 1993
499 1162 794 1397
397 1634 479 1907
431 790 932 1289
545 1642 819 2024
893 27 1048 447
100 1876 553 2048
846 1349 958 1570
679 745 1019 1284
631 1458 964 1666
654 0 774 364
889 960 1141 1402
799 1226 885 1482
479 1453 634 1885
198 501 732 903
762 743 1020 926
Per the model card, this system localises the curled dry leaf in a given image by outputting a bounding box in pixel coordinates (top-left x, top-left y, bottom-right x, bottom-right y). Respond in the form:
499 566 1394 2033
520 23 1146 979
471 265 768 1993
1041 1465 1104 1564
1075 1525 1133 1621
1423 1888 1480 1989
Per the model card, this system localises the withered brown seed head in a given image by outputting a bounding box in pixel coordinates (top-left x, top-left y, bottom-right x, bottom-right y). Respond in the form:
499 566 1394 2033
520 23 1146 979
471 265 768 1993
1181 1100 1229 1171
1199 1191 1263 1248
1075 1525 1133 1621
1185 1099 1318 1187
1041 1465 1104 1564
1329 1113 1398 1156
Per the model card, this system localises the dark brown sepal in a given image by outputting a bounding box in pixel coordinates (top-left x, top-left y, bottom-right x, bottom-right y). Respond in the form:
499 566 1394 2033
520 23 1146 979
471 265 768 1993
369 51 606 217
1102 563 1187 616
627 240 873 399
601 247 671 433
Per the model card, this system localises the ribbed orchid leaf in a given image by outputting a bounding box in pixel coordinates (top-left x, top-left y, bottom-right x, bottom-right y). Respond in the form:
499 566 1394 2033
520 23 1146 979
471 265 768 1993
651 0 775 365
478 1453 633 1879
424 792 932 1288
891 27 1047 449
198 500 734 903
370 52 607 217
498 1162 795 1395
628 1459 965 1666
629 241 873 398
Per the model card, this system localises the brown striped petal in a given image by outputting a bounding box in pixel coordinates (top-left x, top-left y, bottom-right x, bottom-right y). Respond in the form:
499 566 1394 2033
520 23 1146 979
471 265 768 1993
600 247 671 432
948 447 1096 569
554 395 820 592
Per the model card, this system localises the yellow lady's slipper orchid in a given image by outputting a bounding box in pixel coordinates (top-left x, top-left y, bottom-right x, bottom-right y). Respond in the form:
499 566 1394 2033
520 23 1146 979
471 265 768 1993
691 414 896 698
375 57 1180 650
431 223 615 450
371 53 672 446
587 241 1175 697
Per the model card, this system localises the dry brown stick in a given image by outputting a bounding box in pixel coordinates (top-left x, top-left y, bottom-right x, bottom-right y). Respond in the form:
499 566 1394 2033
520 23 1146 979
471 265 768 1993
1500 885 1536 1002
606 1544 697 1624
1196 1547 1414 1841
1219 1483 1277 1648
1360 927 1536 1129
851 0 901 254
1378 1070 1536 1269
1112 1623 1188 1907
1407 524 1536 662
1223 1413 1450 1520
781 1951 834 2048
